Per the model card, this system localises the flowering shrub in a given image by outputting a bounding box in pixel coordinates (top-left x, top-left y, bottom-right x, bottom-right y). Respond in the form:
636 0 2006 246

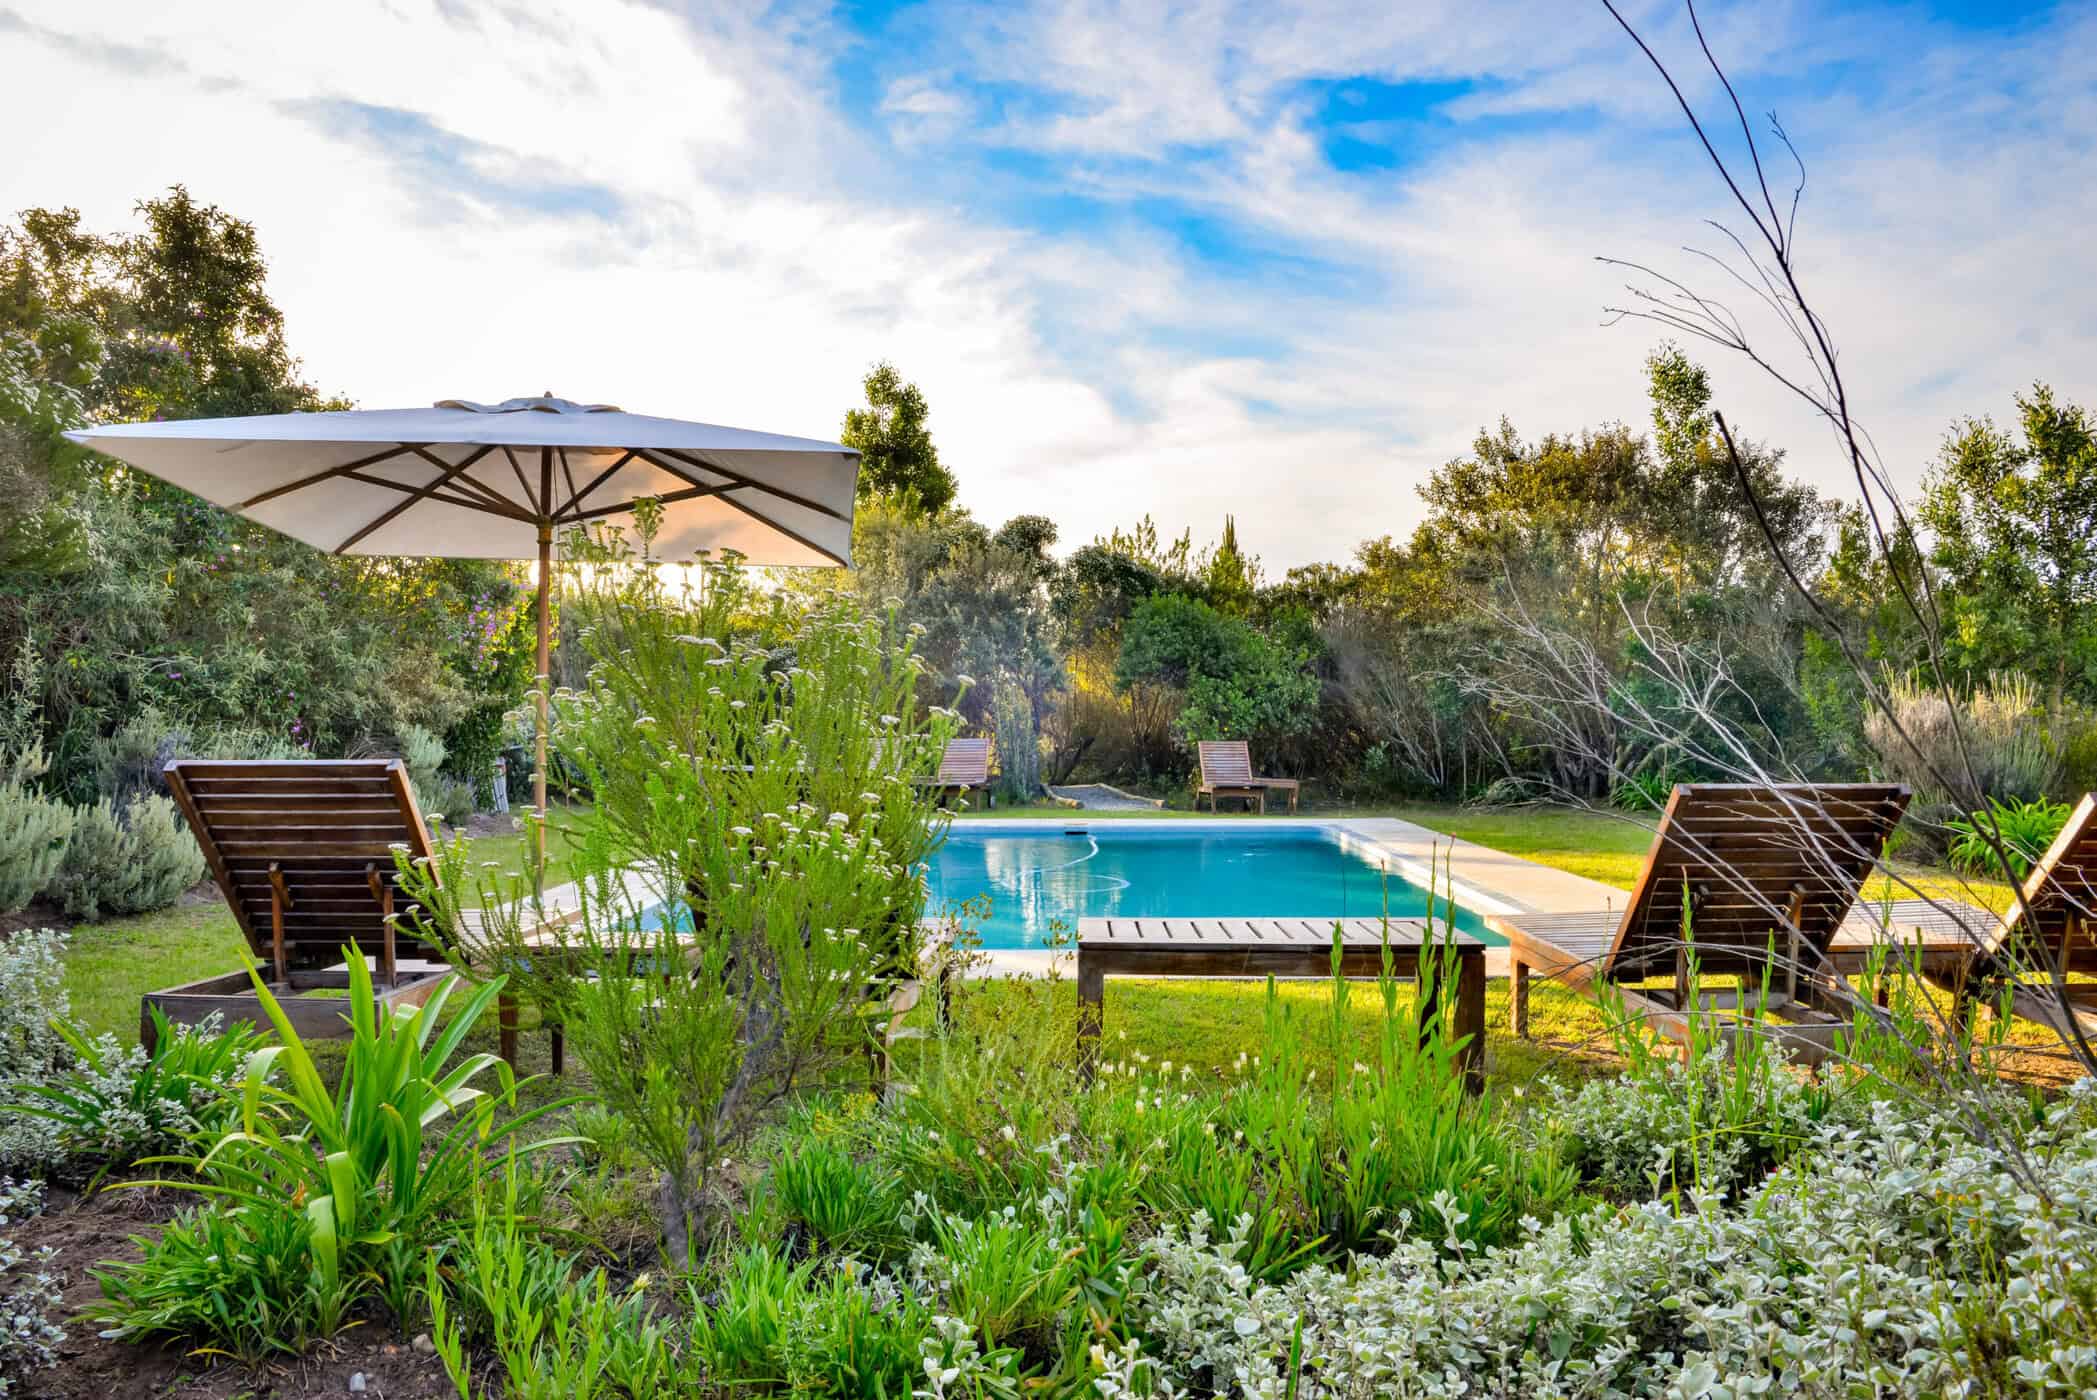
0 930 75 1175
1543 1048 1852 1201
9 1011 262 1182
407 524 958 1261
0 1175 63 1395
1115 1085 2097 1398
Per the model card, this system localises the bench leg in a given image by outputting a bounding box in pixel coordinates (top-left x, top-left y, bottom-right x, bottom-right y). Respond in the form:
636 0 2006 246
1076 954 1104 1081
1510 959 1530 1039
1458 950 1486 1094
550 1020 565 1077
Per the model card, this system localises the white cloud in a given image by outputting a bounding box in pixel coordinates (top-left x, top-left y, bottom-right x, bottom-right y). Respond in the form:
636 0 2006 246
1 0 2092 572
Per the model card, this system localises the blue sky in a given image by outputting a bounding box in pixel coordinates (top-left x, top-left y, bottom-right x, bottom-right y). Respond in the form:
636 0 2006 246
1 0 2091 566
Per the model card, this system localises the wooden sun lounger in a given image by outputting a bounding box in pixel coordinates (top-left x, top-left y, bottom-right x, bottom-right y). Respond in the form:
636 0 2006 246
911 737 993 807
1956 793 2097 1040
1077 916 1486 1091
1194 741 1299 814
158 758 553 1067
1484 782 1923 1063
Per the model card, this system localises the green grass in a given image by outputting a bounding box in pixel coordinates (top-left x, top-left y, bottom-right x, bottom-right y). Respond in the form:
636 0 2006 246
446 803 585 894
1055 972 1613 1090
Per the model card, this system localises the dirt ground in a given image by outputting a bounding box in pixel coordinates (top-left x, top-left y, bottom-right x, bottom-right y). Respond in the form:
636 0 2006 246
10 1187 457 1400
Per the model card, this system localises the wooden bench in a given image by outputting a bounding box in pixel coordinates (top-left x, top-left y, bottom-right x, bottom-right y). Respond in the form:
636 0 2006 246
1076 916 1486 1091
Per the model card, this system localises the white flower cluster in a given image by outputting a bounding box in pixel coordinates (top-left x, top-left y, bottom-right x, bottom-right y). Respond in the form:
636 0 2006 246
0 1176 63 1394
1109 1084 2097 1399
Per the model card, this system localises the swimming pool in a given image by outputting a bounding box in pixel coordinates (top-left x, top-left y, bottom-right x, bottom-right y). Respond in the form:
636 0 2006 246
923 824 1494 950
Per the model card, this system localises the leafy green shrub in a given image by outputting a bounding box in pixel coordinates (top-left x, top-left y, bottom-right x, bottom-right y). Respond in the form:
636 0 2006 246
8 1010 262 1183
689 1243 942 1397
411 534 954 1260
912 1207 1079 1354
1118 1086 2097 1398
0 1175 63 1395
0 777 73 915
44 792 204 919
93 956 571 1352
1546 1049 1846 1201
772 1136 903 1259
1610 767 1677 812
426 1163 674 1400
1114 592 1318 750
90 1198 352 1365
1947 795 2073 881
0 928 74 1175
397 722 447 793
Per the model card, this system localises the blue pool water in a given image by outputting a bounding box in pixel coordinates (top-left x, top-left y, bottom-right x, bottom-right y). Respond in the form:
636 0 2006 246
924 826 1493 950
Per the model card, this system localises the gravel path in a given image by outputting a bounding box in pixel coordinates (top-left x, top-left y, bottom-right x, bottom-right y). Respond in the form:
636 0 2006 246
1046 783 1164 811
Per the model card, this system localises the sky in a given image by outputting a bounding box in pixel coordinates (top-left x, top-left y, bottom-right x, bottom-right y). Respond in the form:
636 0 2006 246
1 0 2091 571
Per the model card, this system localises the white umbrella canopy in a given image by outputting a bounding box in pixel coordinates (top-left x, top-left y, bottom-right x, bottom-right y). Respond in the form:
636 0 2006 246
64 394 858 565
66 393 861 846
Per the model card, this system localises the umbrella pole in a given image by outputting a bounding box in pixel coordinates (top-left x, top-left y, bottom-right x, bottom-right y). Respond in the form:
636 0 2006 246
534 522 552 873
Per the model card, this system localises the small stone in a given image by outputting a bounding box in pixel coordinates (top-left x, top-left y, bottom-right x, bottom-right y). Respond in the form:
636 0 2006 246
348 1374 367 1394
412 1332 436 1355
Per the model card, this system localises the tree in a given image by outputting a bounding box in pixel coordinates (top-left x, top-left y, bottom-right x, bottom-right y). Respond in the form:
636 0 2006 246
1919 384 2097 713
841 361 957 516
1114 593 1318 753
846 502 1061 732
0 192 531 802
409 543 953 1260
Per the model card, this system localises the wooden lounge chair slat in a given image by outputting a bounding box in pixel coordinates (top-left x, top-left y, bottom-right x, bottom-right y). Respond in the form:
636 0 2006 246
167 759 444 972
1194 741 1299 814
196 792 408 813
1994 792 2097 965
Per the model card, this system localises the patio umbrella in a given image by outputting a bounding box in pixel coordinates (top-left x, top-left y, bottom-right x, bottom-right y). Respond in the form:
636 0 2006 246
66 393 860 847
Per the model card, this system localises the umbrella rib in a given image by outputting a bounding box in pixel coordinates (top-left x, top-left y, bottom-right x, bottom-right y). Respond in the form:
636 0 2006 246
406 445 531 516
708 487 849 566
502 445 539 516
239 443 420 509
337 471 530 520
555 448 582 518
553 451 640 522
653 447 849 522
332 445 497 554
565 481 724 524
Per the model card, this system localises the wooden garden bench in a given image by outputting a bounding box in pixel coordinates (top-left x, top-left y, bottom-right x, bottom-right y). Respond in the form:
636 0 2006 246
1076 916 1486 1091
